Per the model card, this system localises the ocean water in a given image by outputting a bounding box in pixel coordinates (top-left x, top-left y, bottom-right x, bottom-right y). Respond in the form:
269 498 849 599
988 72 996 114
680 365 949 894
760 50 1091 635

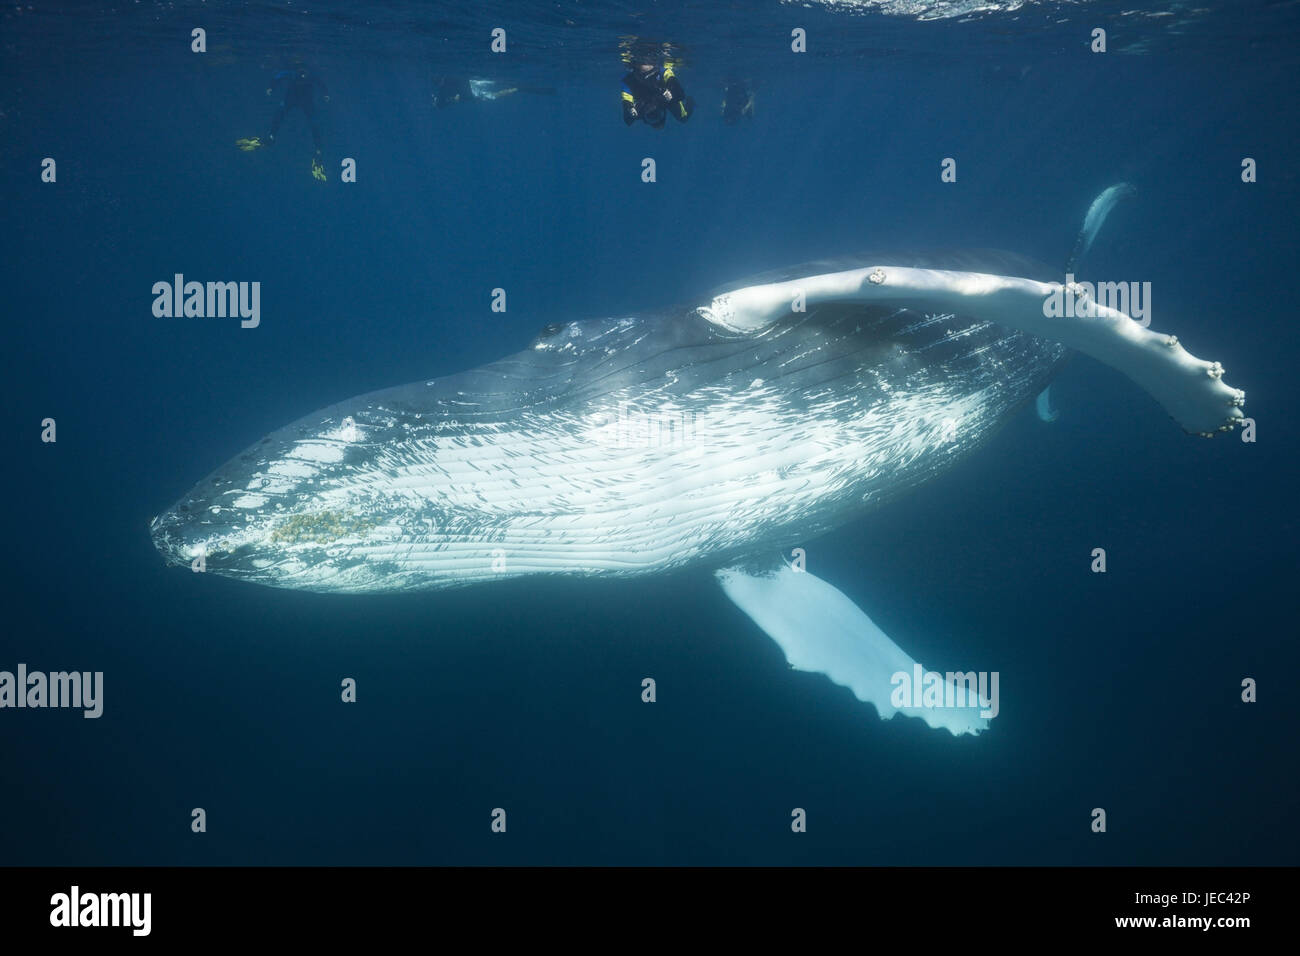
2 0 1297 866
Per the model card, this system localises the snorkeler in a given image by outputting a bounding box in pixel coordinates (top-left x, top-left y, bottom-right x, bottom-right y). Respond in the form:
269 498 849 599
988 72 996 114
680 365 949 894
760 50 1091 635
621 56 692 128
236 65 330 182
432 76 555 108
721 79 755 125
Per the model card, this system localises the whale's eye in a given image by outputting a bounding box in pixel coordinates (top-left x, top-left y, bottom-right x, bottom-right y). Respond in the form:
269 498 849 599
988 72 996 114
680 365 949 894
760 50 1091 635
538 323 563 338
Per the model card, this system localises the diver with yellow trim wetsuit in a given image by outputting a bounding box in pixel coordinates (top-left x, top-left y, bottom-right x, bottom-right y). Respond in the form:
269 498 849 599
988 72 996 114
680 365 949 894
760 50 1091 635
621 56 692 128
236 65 330 182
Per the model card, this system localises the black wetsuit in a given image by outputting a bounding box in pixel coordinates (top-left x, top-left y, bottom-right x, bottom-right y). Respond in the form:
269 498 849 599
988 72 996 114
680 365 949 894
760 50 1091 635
270 70 326 151
722 82 753 125
621 66 691 129
434 76 474 109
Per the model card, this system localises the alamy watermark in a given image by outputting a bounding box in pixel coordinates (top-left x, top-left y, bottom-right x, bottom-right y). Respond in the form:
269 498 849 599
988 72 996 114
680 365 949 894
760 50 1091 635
890 664 999 719
1043 273 1151 327
0 664 103 718
152 274 260 328
50 886 150 936
605 402 697 448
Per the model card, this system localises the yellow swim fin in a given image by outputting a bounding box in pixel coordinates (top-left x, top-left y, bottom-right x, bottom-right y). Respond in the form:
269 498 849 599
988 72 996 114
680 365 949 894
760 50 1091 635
235 136 263 151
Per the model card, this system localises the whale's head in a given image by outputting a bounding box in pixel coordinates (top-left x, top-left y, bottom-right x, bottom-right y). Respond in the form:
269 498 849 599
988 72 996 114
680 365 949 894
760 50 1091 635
149 410 415 591
149 450 316 584
150 498 231 570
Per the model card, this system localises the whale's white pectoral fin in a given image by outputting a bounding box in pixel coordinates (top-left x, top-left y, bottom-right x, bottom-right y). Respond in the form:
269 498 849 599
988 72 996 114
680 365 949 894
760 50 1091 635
698 265 1244 437
716 564 991 736
1035 385 1059 423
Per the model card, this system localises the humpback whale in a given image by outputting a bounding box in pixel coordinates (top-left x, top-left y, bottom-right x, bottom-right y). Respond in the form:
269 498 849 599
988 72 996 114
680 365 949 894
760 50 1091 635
151 186 1246 735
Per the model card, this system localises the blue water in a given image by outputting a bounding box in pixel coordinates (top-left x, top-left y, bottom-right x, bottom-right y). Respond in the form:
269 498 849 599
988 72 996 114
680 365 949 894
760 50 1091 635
2 0 1297 865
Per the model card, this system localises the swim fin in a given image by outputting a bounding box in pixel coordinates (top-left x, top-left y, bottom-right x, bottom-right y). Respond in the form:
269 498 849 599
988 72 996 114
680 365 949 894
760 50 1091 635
235 137 264 151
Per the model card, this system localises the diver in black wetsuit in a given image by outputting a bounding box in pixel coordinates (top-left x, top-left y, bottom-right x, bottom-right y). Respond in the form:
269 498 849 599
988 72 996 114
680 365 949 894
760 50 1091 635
235 66 330 181
621 58 692 128
432 75 555 108
722 79 755 125
433 75 475 108
268 68 328 150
